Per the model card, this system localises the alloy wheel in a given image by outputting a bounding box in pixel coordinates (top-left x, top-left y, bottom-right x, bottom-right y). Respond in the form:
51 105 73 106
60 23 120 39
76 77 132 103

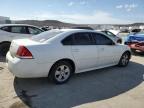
55 65 71 82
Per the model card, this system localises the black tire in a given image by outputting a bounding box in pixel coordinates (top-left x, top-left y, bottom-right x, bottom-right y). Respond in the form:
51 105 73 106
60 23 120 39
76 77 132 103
49 61 73 84
118 52 130 67
0 43 11 56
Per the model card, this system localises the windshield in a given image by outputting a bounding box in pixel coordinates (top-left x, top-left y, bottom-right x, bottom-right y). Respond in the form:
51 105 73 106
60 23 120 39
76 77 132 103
31 30 63 42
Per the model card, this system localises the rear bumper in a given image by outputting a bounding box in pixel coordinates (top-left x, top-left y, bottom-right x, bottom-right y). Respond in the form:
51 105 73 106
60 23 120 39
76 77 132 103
6 52 53 78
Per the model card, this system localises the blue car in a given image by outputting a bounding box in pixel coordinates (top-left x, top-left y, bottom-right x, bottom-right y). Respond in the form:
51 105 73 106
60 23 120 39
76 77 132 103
125 32 144 53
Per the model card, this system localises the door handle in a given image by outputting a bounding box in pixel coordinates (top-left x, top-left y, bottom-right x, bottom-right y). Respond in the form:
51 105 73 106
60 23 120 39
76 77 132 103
11 36 15 38
72 49 79 52
101 48 104 51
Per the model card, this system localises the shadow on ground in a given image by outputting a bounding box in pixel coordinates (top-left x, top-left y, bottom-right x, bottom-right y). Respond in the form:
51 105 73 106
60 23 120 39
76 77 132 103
13 61 144 108
0 56 5 71
0 56 6 62
132 52 144 57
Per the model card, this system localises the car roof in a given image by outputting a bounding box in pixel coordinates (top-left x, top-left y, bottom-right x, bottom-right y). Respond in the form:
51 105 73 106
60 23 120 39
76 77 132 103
58 28 96 33
48 29 114 39
71 26 94 30
32 29 116 44
61 29 113 37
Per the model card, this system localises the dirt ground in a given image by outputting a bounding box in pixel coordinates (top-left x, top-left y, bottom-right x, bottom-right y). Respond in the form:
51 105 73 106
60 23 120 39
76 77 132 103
0 54 144 108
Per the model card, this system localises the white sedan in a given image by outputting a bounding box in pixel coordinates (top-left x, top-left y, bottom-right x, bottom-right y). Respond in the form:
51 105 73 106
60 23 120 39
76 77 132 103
0 24 44 56
6 29 131 84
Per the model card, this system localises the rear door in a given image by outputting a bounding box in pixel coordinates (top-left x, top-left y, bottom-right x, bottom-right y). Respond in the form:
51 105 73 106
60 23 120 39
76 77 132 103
92 33 120 66
71 32 99 71
0 26 32 41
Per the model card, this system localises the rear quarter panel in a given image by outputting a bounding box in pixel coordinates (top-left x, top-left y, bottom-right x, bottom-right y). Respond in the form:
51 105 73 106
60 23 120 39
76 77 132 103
28 42 74 65
0 30 12 43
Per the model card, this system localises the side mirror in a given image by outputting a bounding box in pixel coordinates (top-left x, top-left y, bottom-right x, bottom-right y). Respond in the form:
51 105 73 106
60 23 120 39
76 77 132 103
117 39 122 44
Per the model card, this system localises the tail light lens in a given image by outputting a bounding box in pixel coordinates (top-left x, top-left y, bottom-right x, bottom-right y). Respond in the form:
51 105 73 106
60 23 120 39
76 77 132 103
16 46 33 59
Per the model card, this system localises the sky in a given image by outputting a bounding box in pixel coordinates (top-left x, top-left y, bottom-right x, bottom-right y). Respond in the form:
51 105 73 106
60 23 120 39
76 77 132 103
0 0 144 24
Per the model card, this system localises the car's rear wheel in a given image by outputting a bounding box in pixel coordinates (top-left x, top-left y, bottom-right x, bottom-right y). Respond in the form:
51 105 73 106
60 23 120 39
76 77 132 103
0 43 11 56
49 61 73 84
118 52 130 67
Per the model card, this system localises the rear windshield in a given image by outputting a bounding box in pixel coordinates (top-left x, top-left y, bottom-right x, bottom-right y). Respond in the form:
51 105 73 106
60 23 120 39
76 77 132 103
31 30 63 42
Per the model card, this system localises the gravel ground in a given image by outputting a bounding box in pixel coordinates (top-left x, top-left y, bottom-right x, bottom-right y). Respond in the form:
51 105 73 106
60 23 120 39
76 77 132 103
0 55 144 108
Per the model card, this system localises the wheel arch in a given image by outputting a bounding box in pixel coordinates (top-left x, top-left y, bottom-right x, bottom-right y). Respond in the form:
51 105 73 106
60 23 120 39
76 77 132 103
0 41 11 45
123 50 131 59
0 41 11 56
48 58 76 76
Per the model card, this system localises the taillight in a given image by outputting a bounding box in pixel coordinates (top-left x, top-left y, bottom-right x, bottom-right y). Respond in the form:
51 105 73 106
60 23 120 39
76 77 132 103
16 46 33 59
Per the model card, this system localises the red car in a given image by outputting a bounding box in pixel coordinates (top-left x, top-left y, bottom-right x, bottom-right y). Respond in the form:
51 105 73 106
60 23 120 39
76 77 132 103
127 42 144 53
125 33 144 53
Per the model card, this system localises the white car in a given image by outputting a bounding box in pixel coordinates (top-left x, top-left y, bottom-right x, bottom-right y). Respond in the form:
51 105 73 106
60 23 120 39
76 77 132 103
0 24 44 56
6 29 131 84
108 30 120 35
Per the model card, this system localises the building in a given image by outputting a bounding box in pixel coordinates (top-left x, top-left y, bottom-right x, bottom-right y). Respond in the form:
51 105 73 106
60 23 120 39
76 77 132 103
0 16 11 24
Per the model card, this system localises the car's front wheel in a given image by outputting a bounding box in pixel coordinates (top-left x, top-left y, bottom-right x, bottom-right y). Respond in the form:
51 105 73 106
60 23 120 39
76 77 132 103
49 61 73 84
118 52 130 67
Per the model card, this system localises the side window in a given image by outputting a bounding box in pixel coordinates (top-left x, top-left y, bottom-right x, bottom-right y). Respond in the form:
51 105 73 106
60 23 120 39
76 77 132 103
73 33 94 45
62 35 73 45
92 33 114 45
0 26 11 32
28 27 42 35
11 26 27 34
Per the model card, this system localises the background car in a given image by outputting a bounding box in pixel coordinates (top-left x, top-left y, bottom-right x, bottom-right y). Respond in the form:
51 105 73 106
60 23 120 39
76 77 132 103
119 29 130 33
41 26 51 31
0 24 44 56
125 32 144 53
130 29 142 35
100 30 122 44
6 29 131 84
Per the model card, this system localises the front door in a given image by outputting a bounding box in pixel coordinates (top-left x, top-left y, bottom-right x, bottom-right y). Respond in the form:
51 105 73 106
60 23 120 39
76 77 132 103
92 33 119 66
10 26 32 40
71 32 99 71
